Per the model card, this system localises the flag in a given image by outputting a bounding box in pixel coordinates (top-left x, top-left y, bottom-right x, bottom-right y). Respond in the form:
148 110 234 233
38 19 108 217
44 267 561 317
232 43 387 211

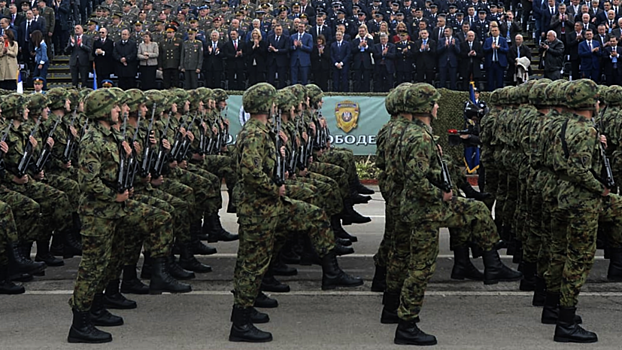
464 146 480 174
93 62 97 90
16 69 23 94
468 81 476 103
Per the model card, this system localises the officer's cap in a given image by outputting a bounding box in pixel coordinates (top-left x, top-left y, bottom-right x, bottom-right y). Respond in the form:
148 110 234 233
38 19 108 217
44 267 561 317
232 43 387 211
33 77 45 85
165 24 177 32
101 79 114 87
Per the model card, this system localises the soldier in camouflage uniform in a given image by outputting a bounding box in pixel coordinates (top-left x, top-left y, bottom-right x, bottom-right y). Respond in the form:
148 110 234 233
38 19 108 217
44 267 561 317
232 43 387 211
67 88 190 345
392 83 521 346
0 200 27 294
229 83 363 343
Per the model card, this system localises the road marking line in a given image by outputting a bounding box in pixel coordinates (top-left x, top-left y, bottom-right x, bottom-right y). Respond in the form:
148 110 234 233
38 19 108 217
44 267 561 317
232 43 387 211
172 253 609 260
22 290 622 297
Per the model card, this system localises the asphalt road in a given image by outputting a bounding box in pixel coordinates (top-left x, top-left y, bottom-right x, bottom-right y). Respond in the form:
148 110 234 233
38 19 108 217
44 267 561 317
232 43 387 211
2 187 622 350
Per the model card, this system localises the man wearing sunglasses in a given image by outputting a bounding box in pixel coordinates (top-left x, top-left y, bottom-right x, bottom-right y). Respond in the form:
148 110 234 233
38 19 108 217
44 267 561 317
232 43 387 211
92 27 115 88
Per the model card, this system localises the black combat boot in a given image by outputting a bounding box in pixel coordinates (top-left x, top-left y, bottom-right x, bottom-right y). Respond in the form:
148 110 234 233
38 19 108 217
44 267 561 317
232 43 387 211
272 255 297 276
149 257 192 294
90 293 124 326
254 292 278 308
331 215 358 242
140 252 152 280
60 227 83 259
227 188 237 213
0 264 25 295
6 243 46 276
206 213 238 242
532 276 546 307
394 319 437 346
50 234 64 256
68 308 112 344
351 192 372 204
191 237 217 255
519 261 537 291
261 271 290 293
321 250 364 290
460 182 492 201
167 255 195 280
341 199 371 225
607 247 622 281
103 279 137 310
178 242 212 273
230 306 270 324
336 238 352 246
380 291 400 324
542 292 583 324
371 264 387 292
35 239 64 266
554 307 597 343
334 243 354 256
355 181 375 195
451 246 484 281
229 305 273 343
482 249 522 284
120 265 149 294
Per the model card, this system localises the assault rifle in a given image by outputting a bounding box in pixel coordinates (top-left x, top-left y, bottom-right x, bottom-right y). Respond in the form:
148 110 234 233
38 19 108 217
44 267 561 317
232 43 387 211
140 105 156 177
62 110 78 163
117 113 128 193
16 117 42 177
152 115 172 178
176 114 197 162
0 124 12 172
273 112 286 186
597 106 616 189
34 117 62 173
125 111 142 190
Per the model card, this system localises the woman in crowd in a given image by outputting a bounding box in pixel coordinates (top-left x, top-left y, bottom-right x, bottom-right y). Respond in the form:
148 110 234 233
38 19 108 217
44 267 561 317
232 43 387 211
32 30 49 89
374 21 390 44
311 34 330 91
137 32 159 90
392 22 410 43
0 30 19 90
243 28 267 86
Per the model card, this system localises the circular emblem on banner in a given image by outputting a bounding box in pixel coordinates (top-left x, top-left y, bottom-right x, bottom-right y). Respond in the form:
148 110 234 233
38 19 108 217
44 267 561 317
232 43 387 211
239 106 250 126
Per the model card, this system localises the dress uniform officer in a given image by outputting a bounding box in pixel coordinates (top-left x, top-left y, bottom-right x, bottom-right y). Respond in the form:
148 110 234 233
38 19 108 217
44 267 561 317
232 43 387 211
158 25 182 89
180 28 204 90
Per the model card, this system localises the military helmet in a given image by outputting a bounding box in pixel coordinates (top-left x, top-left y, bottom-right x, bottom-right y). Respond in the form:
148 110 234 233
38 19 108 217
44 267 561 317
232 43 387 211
108 87 129 106
243 83 276 114
287 84 305 104
385 89 396 115
172 88 190 106
489 89 500 105
0 94 27 120
542 80 565 106
403 83 440 115
565 79 599 110
27 94 49 115
306 84 324 107
145 90 166 109
47 88 69 110
517 80 537 105
200 87 213 102
188 90 203 111
85 89 118 120
604 85 622 107
125 89 146 111
275 89 298 112
67 89 81 108
528 79 552 106
212 88 228 102
79 88 92 102
391 83 413 114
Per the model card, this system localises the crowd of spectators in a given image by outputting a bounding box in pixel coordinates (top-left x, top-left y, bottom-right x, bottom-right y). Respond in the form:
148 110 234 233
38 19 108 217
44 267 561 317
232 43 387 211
0 0 621 91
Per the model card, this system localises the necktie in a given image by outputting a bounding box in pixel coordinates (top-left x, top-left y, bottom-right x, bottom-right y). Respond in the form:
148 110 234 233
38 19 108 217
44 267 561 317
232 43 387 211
493 38 498 62
298 33 301 42
276 36 279 42
517 46 521 58
338 41 341 48
213 42 217 51
423 39 427 48
26 21 30 36
469 41 472 50
614 47 618 67
234 40 237 50
589 40 592 51
78 35 81 46
317 26 320 37
551 7 554 15
439 27 443 40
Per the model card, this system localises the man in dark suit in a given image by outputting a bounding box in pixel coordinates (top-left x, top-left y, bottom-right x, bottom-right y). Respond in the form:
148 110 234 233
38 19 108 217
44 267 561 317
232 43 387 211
223 29 246 90
204 30 225 88
579 29 603 82
437 27 461 90
266 25 289 89
579 13 597 33
567 23 585 80
432 16 449 43
539 30 565 80
66 24 91 88
310 15 332 44
330 31 351 92
372 33 395 92
603 35 622 85
550 4 574 46
350 26 374 92
541 0 559 38
113 29 138 90
413 29 436 84
482 26 509 91
8 4 23 28
92 27 114 88
18 9 41 70
507 34 533 83
499 11 521 45
290 23 313 85
459 30 483 89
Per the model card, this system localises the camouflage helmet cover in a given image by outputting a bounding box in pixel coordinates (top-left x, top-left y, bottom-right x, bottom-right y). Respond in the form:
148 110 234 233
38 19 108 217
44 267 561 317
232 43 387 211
604 85 622 106
528 79 552 106
306 84 324 106
85 89 118 119
212 88 228 102
565 79 599 110
402 83 440 115
125 89 146 111
47 87 69 110
27 94 49 114
275 89 298 112
0 93 27 119
243 83 276 114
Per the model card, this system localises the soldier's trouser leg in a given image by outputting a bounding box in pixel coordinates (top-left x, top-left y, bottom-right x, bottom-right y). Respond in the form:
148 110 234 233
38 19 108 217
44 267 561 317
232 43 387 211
320 148 357 186
45 174 80 209
559 208 599 308
284 181 318 205
495 173 509 230
483 164 499 199
8 181 71 239
0 201 18 266
205 154 237 189
275 200 335 258
544 206 569 293
502 174 519 239
399 197 497 320
178 167 221 217
374 203 393 268
0 187 40 243
599 194 622 249
121 199 174 260
309 162 349 200
159 180 195 243
386 212 410 293
524 189 544 266
69 215 115 312
297 173 342 216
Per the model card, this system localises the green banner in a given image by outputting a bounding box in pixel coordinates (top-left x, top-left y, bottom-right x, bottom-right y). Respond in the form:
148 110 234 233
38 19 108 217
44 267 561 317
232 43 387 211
224 95 390 156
